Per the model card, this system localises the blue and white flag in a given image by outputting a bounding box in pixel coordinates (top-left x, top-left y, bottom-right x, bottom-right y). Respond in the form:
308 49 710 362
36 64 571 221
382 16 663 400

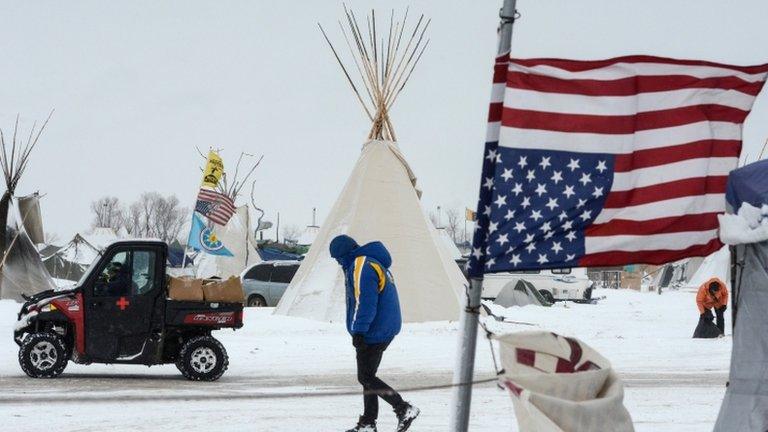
187 213 234 257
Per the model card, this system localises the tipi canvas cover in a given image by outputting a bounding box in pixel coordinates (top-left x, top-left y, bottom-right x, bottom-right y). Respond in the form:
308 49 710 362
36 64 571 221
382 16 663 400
275 140 464 323
0 203 56 300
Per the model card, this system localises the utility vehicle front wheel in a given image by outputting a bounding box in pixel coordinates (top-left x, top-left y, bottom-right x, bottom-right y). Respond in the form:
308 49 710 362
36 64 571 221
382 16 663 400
176 335 229 381
19 332 69 378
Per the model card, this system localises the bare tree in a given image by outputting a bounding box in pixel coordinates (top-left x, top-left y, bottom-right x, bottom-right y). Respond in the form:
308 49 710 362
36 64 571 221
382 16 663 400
153 195 186 242
122 193 187 243
282 224 301 243
90 196 123 230
445 208 461 242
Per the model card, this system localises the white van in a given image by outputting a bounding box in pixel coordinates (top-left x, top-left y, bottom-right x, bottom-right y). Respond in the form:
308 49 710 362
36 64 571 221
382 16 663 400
480 267 594 303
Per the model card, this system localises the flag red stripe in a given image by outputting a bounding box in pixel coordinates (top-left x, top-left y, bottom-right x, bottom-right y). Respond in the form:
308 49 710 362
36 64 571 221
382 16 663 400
489 103 503 122
502 105 749 134
508 72 765 96
493 61 510 83
197 190 235 211
578 238 722 266
512 55 768 74
603 176 728 208
585 213 720 237
612 140 741 172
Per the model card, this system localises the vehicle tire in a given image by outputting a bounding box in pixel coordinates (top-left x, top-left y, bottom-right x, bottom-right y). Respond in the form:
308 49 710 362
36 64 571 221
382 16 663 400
18 332 70 378
539 290 555 304
247 295 267 307
176 335 228 381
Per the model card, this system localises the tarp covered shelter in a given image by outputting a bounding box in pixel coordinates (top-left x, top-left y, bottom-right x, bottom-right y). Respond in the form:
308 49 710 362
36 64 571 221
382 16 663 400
258 247 304 262
41 233 100 282
714 158 768 431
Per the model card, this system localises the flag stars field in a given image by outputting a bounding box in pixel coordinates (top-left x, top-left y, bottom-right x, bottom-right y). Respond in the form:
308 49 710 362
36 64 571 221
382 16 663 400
470 56 768 275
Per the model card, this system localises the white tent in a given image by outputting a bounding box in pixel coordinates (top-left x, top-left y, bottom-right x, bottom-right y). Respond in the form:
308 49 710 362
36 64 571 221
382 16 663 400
297 224 320 246
196 205 261 278
435 227 463 261
275 140 464 322
276 10 462 323
683 246 730 291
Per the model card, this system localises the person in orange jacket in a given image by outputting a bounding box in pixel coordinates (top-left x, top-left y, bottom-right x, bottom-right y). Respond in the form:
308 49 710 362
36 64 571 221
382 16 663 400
696 278 729 336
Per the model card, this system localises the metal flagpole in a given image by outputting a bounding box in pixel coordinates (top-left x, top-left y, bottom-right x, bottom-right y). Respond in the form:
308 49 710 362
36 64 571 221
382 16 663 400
449 1 518 430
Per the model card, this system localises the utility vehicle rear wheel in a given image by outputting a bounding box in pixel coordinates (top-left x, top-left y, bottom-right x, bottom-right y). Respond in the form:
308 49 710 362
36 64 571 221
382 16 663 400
177 335 228 381
19 332 69 378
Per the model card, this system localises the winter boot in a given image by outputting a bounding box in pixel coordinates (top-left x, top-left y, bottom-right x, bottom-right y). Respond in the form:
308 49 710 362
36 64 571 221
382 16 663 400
345 416 377 432
395 402 420 432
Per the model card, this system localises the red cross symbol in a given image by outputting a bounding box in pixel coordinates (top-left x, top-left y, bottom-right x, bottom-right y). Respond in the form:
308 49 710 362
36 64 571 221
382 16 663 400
116 297 130 311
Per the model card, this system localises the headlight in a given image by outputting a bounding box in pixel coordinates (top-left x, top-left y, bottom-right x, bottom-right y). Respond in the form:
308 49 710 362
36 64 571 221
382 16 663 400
40 304 56 312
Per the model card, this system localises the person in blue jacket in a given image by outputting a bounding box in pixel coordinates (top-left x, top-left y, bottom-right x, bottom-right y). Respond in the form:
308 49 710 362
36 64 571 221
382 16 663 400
330 234 420 432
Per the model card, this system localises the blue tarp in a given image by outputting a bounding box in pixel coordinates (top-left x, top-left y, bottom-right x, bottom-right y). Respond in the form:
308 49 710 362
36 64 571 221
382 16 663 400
167 247 194 268
726 159 768 211
258 247 304 261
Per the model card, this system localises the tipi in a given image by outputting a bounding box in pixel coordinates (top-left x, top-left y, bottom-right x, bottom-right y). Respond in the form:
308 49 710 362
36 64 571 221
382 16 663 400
275 8 464 323
0 114 57 300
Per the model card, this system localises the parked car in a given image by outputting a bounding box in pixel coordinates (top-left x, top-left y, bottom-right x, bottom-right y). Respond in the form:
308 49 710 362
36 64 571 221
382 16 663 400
455 258 593 303
240 260 301 307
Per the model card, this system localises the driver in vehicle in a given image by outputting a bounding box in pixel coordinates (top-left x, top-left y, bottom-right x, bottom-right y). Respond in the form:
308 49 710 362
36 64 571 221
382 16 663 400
96 261 134 296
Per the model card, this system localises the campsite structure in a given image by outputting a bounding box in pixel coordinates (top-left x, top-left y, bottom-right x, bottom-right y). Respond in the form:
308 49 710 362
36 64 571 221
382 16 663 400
275 8 465 323
189 151 263 279
0 115 57 300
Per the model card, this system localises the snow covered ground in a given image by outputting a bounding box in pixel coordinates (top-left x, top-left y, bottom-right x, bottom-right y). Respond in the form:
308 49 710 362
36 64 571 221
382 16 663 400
0 288 730 431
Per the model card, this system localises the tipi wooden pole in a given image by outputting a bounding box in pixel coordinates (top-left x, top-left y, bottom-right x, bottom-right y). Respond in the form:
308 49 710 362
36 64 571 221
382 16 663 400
449 1 518 430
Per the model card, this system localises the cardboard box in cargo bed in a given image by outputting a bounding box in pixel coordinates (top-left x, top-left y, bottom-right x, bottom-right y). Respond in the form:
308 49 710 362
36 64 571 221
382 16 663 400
203 277 244 303
168 276 204 302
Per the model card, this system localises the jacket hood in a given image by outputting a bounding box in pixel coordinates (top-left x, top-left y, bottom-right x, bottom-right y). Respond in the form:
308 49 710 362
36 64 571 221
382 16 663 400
704 277 727 291
348 241 392 268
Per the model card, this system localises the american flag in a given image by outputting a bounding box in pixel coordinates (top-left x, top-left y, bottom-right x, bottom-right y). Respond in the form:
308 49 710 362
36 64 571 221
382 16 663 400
195 188 236 226
469 55 768 276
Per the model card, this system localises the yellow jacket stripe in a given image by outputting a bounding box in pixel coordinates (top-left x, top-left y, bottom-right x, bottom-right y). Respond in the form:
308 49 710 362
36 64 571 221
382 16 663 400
352 256 366 322
368 262 386 292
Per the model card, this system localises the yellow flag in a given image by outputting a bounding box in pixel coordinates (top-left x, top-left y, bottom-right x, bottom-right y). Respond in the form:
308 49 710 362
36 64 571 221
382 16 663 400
465 208 477 221
201 151 224 188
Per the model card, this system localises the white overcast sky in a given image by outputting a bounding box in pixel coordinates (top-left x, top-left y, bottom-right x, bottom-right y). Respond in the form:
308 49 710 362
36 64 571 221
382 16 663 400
1 0 767 242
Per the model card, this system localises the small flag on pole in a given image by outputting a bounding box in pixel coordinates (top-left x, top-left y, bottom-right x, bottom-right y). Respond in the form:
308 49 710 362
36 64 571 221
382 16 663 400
465 208 477 222
195 188 236 226
469 55 768 277
201 151 224 189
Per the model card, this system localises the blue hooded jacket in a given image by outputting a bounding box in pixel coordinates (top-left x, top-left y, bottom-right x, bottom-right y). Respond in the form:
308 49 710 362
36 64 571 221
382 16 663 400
329 236 402 344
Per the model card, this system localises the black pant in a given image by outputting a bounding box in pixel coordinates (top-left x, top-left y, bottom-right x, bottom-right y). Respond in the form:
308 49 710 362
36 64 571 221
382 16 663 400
714 305 726 334
356 341 404 422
